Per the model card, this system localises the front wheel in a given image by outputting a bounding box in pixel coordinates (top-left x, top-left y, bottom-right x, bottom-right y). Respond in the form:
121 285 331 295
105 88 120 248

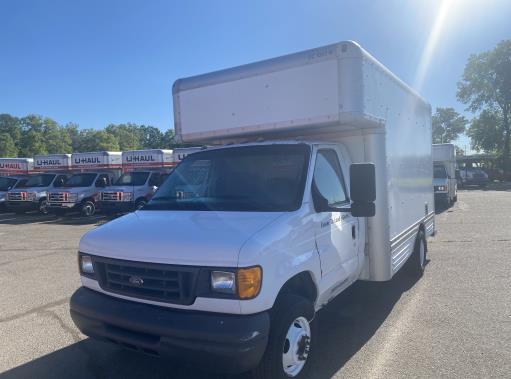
135 199 147 211
81 201 96 217
252 295 315 379
38 199 49 215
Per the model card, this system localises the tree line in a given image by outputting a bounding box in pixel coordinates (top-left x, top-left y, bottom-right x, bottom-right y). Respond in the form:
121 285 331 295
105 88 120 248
0 114 178 157
432 39 511 173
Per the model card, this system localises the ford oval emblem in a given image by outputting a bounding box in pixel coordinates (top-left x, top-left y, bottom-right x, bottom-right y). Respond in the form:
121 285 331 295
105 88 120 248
129 276 144 286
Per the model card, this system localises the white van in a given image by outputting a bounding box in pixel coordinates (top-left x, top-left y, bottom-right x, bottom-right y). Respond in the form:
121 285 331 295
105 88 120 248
47 152 122 216
432 144 457 207
70 42 434 378
6 154 72 214
0 158 33 212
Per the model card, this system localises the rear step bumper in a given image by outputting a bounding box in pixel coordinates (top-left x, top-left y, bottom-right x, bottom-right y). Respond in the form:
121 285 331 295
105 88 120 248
70 287 270 373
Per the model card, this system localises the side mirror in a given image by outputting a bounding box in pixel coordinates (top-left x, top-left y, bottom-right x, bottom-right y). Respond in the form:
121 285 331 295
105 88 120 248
349 163 376 217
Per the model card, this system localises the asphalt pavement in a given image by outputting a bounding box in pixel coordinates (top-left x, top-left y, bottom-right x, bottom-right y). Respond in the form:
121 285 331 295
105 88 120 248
0 188 510 378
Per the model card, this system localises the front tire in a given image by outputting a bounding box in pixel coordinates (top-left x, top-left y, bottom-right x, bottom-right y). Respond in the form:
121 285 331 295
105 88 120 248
38 199 49 215
81 200 96 217
252 295 315 379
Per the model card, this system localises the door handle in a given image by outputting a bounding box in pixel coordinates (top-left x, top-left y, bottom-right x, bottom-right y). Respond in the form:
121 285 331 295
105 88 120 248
351 225 356 239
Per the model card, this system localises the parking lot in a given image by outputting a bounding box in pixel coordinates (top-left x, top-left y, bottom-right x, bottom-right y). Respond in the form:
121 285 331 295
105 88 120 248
0 188 510 379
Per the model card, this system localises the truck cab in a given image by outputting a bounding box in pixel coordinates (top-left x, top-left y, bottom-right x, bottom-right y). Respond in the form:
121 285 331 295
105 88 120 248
6 173 69 214
0 176 27 212
47 151 122 216
98 170 165 213
432 144 457 207
6 153 73 214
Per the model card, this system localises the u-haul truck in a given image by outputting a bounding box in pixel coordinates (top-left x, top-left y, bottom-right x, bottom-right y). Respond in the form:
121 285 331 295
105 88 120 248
98 148 202 213
70 41 434 377
7 154 72 214
47 151 122 217
98 149 174 213
0 158 33 211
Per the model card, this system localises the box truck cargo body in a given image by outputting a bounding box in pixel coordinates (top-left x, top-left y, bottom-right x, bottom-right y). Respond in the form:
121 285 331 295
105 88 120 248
48 152 121 216
432 143 457 207
70 41 434 377
0 158 33 176
6 154 72 214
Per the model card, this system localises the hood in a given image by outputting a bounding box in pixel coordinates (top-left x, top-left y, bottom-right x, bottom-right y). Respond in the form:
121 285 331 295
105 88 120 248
102 186 139 193
9 186 49 194
49 187 93 195
79 210 283 267
433 177 448 186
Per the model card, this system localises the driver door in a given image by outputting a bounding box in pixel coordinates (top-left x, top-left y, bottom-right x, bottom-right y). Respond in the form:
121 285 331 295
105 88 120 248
312 148 359 285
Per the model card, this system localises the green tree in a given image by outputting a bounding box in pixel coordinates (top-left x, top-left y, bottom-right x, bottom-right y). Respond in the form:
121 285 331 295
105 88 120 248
42 118 72 154
457 39 511 172
77 129 120 152
162 129 176 148
139 125 164 149
432 107 468 143
0 114 21 149
105 123 142 151
63 122 81 151
467 109 503 153
0 133 18 157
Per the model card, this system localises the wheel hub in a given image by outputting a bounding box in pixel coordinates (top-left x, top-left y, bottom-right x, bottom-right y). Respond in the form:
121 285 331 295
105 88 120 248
282 317 311 377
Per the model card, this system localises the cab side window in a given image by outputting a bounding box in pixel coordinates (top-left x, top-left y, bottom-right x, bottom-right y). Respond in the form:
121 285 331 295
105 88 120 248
312 149 348 210
148 173 161 187
95 174 110 187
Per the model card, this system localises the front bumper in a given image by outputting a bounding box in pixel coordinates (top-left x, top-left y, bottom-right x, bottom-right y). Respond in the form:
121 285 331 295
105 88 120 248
97 201 134 213
70 287 270 373
48 202 80 211
434 192 448 202
6 201 38 211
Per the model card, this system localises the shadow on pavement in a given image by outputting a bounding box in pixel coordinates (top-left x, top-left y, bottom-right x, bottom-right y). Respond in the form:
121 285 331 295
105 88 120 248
459 181 511 192
0 269 421 379
0 212 119 226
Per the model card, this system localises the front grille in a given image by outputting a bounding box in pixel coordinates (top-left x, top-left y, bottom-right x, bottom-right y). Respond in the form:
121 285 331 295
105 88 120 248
93 256 199 305
101 192 121 201
49 192 66 203
7 192 27 201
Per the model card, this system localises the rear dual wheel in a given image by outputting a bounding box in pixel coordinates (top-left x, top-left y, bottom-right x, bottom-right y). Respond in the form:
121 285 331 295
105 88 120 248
406 230 426 277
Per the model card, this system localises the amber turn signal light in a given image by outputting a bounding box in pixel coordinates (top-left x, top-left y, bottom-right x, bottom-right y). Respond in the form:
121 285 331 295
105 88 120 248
237 266 262 299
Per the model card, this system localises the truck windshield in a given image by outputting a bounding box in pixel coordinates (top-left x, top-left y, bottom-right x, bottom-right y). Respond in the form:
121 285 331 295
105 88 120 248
63 173 97 187
434 165 447 179
20 174 56 188
115 172 150 186
0 177 17 191
146 144 310 212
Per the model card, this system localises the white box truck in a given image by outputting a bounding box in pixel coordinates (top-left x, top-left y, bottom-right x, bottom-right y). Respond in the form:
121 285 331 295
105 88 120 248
6 154 72 214
47 151 122 216
432 143 457 207
98 148 201 213
0 158 33 211
98 149 173 213
70 41 434 378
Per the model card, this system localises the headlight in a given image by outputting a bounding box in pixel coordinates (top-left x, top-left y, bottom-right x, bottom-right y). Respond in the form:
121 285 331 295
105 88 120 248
210 266 262 299
123 192 133 201
0 195 5 202
211 271 236 294
435 185 446 192
79 255 94 274
28 192 38 201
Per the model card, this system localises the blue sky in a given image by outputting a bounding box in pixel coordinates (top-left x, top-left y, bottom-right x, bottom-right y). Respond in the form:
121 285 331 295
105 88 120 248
1 0 510 151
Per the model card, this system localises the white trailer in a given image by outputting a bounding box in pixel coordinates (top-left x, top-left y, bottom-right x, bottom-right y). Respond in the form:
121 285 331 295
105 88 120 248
7 154 72 214
71 41 434 377
47 151 122 216
432 143 457 207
